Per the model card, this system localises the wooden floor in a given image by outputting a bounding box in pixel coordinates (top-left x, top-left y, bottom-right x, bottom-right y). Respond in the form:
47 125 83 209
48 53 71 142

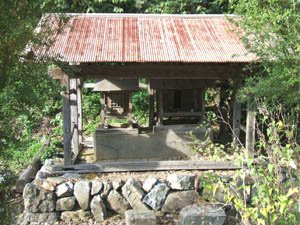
67 137 241 174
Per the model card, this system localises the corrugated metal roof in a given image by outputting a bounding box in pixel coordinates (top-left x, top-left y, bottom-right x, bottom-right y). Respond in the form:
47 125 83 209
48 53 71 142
43 13 255 63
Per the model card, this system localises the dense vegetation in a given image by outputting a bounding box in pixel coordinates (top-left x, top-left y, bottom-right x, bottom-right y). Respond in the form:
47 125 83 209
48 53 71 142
0 0 299 224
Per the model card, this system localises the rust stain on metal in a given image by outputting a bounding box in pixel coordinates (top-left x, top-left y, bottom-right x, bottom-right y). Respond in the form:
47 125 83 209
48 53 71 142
41 14 255 63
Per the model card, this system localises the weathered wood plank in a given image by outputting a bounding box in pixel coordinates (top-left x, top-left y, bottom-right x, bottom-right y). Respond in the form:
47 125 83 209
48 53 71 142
52 160 240 173
62 73 72 166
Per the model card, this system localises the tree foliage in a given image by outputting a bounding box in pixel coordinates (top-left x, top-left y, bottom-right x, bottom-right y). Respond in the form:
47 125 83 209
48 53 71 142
230 0 300 112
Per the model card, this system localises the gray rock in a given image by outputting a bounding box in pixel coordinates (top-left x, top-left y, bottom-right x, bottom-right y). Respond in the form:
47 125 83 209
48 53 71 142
61 210 93 223
107 190 131 215
143 178 158 192
113 180 124 190
125 210 157 225
91 194 107 222
23 183 55 213
100 181 112 199
55 181 74 197
22 212 59 225
178 204 226 225
143 181 170 210
167 174 195 190
122 178 148 210
56 196 76 211
220 175 233 183
91 180 103 195
202 183 226 203
161 190 199 213
34 177 66 191
35 170 52 179
74 180 91 210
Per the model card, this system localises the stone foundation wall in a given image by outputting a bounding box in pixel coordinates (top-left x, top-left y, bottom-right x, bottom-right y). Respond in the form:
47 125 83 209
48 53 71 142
21 160 243 225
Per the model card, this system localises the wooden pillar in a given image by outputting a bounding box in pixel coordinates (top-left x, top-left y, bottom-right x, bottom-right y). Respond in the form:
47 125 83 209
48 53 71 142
232 79 241 146
100 93 105 128
246 98 256 158
76 79 83 147
128 92 133 127
157 90 164 125
201 88 206 120
218 80 229 140
62 73 72 166
148 81 154 129
70 78 79 157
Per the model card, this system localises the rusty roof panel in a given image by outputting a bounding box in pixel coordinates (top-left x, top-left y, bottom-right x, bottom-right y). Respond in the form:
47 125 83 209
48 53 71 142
41 14 255 63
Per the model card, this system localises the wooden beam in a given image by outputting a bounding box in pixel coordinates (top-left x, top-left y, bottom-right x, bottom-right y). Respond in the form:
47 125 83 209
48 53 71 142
75 63 247 79
70 78 79 158
246 98 256 158
52 160 240 174
62 73 72 166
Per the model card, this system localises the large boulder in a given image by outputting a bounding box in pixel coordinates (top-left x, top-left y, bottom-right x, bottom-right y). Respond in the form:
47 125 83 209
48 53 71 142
107 190 131 215
125 210 157 225
56 196 76 211
122 178 148 210
74 180 91 210
167 174 195 190
161 190 199 213
23 183 55 213
178 204 226 225
143 181 170 210
90 194 107 222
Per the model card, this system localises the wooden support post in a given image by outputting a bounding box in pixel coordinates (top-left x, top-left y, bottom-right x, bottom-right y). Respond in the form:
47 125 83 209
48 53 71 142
157 90 164 125
62 73 72 166
232 79 241 146
77 79 83 146
70 78 79 157
100 93 105 128
148 81 154 130
246 98 256 158
233 99 241 146
201 88 206 120
128 92 133 127
192 89 199 110
218 80 229 141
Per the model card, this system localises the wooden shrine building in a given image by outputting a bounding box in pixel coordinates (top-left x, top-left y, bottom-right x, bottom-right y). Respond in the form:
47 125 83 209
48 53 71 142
43 13 256 166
